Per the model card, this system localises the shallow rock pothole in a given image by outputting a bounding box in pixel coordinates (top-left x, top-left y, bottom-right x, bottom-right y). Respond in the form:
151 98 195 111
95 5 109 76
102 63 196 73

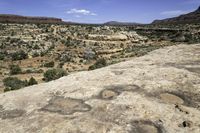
169 92 200 109
41 96 91 115
99 84 142 100
100 89 120 100
130 120 165 133
159 93 184 104
111 70 124 75
150 91 200 109
0 105 25 119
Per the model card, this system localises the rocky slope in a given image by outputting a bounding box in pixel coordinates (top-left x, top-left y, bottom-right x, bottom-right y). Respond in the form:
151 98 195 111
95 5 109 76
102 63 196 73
152 6 200 24
0 44 200 133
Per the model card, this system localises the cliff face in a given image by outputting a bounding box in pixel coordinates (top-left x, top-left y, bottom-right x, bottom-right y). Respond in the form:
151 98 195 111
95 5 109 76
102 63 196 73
0 44 200 133
152 6 200 24
0 14 63 24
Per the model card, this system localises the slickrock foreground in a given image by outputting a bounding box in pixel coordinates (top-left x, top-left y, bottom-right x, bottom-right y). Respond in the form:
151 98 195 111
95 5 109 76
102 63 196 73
0 44 200 133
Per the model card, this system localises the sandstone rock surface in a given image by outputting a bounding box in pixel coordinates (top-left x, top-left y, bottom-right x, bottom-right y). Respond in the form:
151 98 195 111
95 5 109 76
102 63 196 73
1 44 200 133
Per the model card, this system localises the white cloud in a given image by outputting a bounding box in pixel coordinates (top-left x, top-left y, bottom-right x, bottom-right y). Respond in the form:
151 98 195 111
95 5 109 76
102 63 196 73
161 10 188 16
67 8 97 16
75 15 81 18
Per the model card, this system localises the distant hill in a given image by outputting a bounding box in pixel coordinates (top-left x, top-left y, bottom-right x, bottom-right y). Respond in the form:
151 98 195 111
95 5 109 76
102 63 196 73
104 21 141 26
152 6 200 24
0 14 65 24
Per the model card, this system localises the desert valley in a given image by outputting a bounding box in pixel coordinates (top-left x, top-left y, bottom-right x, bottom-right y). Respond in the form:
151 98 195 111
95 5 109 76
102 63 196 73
0 3 200 133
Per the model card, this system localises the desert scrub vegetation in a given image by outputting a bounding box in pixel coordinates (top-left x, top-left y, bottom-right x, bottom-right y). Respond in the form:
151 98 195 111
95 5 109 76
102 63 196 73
11 50 28 61
43 68 67 81
3 77 27 92
88 58 107 70
127 45 166 57
44 61 55 68
24 69 44 74
9 65 22 75
0 53 5 60
3 77 38 92
28 77 38 86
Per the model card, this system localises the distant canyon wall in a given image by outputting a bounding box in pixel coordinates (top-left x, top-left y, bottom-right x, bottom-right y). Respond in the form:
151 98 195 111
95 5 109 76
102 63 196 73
0 15 63 24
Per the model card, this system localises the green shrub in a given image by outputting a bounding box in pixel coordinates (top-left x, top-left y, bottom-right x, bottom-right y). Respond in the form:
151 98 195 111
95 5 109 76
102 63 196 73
25 69 32 74
43 69 67 82
88 58 107 70
58 62 65 68
3 77 39 92
25 69 44 74
11 50 28 61
32 52 40 57
3 77 27 91
28 77 38 86
37 69 44 73
9 65 22 75
0 53 5 60
44 61 55 68
33 44 40 50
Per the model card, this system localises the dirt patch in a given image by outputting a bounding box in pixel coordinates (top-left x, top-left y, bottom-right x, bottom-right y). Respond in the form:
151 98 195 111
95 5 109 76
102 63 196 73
130 120 165 133
151 91 200 109
41 96 91 115
160 93 184 104
169 91 200 109
100 89 120 100
0 105 26 119
98 84 142 100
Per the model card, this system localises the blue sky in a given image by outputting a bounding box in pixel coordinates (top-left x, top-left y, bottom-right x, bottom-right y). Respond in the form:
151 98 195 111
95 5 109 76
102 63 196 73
0 0 199 23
